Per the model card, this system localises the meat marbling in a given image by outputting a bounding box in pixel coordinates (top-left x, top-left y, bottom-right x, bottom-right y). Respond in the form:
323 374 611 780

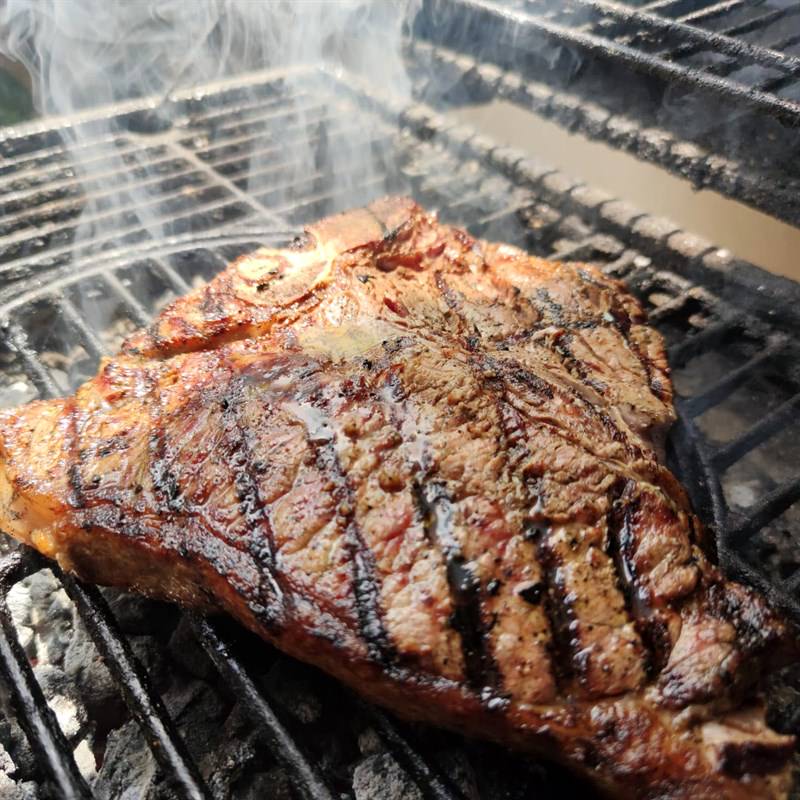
0 198 794 798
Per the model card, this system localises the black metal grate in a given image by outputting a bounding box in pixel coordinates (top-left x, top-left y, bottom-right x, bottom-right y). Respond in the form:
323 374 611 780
0 66 797 798
412 0 800 227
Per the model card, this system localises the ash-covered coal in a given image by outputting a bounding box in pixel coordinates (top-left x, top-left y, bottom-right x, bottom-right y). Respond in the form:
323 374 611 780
0 566 488 799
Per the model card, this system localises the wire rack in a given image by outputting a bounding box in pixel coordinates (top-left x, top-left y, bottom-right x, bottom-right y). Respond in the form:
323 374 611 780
413 0 800 226
0 66 797 798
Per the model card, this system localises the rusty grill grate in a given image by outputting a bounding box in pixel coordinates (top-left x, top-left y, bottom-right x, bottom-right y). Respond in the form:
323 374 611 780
412 0 800 226
0 66 798 798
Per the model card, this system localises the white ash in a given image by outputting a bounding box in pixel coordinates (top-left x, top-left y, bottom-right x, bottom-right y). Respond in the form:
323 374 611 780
0 742 40 800
353 754 423 800
0 562 569 799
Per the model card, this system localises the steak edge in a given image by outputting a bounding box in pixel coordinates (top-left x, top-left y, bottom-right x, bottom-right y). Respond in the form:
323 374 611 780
0 197 794 798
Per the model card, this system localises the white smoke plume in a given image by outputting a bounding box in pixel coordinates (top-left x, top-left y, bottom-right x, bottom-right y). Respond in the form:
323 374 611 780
0 0 420 252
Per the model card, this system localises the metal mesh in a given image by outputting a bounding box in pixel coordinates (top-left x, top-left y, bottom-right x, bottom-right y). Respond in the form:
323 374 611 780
412 0 800 227
0 66 798 798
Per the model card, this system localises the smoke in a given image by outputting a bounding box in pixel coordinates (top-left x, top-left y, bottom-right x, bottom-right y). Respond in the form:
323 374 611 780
0 0 419 254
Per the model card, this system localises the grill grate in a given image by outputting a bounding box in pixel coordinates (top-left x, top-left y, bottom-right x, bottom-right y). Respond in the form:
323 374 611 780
412 0 800 226
0 66 797 798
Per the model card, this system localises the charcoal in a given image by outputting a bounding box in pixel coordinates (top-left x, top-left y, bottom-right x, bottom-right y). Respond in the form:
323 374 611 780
232 767 292 800
167 615 217 681
358 727 384 756
27 572 72 667
63 618 118 713
353 753 423 800
0 715 38 782
6 582 32 628
93 720 158 800
103 588 178 637
162 680 228 767
73 737 98 781
434 749 479 799
263 658 322 724
0 774 40 800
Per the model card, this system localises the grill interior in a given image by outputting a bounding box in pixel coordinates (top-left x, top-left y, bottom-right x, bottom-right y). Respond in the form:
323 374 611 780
413 0 800 226
0 64 798 799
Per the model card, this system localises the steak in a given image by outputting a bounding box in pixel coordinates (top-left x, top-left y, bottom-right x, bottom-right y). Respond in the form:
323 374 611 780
0 197 794 798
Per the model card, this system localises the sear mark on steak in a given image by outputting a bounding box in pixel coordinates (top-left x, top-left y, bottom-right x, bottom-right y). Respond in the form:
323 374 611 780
0 197 795 800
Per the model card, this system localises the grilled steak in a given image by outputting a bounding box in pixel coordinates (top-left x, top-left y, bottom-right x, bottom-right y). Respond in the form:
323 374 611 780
0 197 794 798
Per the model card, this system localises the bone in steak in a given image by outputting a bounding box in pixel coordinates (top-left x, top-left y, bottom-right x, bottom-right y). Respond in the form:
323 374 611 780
0 198 794 798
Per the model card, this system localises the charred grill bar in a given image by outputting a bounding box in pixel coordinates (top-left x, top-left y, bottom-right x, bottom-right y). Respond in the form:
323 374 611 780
0 62 797 798
413 0 800 226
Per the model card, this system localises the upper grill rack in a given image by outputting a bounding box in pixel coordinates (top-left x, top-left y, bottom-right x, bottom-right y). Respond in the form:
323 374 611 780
412 0 800 227
0 66 797 798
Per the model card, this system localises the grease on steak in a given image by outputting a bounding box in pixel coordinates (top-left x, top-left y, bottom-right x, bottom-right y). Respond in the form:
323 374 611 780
0 197 793 800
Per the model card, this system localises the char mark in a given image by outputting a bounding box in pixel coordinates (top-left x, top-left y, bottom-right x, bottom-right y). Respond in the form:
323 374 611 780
413 481 500 693
606 481 668 675
304 393 396 666
491 354 639 457
148 426 183 514
221 376 286 623
536 288 566 325
67 400 86 509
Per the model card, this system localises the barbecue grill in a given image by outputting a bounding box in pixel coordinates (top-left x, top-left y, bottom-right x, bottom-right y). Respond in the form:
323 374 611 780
0 5 799 798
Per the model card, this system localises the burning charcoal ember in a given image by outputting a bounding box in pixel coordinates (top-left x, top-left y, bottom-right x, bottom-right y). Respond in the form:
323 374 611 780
6 583 34 657
353 753 423 800
30 674 86 741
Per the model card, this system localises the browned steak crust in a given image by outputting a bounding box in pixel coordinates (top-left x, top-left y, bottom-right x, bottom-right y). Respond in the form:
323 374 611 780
0 197 794 798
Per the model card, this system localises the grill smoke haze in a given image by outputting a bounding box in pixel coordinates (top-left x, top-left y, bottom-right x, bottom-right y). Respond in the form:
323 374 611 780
0 0 420 244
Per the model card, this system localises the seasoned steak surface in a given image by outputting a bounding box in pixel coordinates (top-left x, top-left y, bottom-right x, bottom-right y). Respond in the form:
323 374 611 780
0 198 793 798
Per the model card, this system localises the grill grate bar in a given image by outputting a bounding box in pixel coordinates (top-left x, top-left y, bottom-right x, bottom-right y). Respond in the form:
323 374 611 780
680 336 787 417
0 195 257 276
103 272 156 327
182 102 335 149
465 0 800 125
5 322 62 398
153 257 197 294
666 317 739 367
0 175 221 252
572 0 800 75
0 132 125 176
169 139 284 227
58 570 213 800
661 5 800 62
728 477 800 544
189 616 337 800
57 296 108 361
358 702 467 800
0 151 182 210
177 91 321 132
193 117 375 172
0 166 209 236
676 0 755 25
0 589 93 799
711 392 800 472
